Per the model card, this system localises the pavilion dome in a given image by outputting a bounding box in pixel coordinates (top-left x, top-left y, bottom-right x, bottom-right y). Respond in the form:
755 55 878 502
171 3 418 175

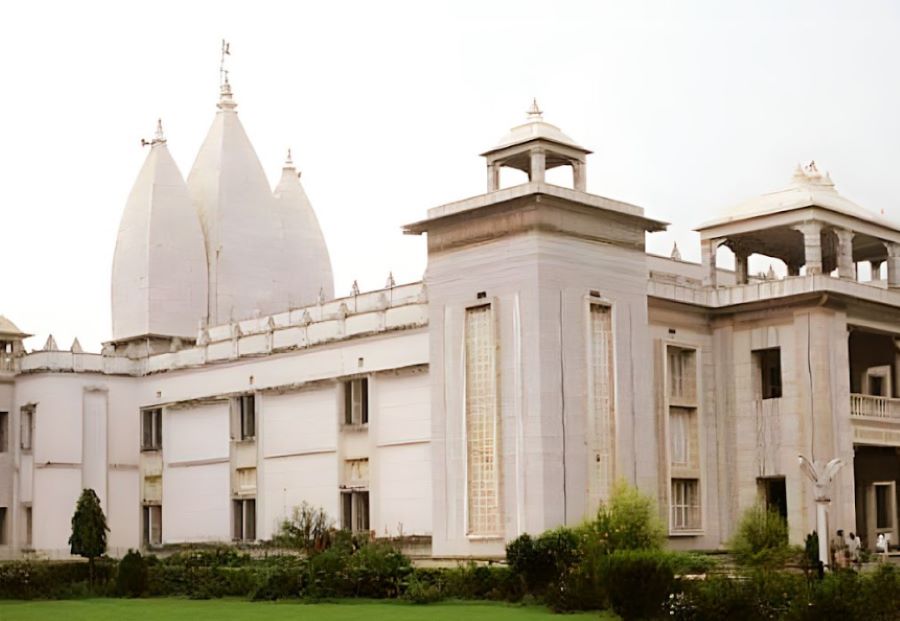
702 162 894 230
480 99 591 156
187 81 297 325
272 151 334 306
111 122 208 341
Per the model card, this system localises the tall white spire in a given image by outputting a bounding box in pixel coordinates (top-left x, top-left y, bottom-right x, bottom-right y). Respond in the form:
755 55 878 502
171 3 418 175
112 120 208 340
273 148 335 307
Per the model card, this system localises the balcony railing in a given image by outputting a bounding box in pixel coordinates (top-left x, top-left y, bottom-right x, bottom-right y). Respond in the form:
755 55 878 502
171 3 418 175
850 393 900 421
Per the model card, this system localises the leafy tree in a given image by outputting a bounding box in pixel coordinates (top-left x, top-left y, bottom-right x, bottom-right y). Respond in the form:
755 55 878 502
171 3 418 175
69 488 109 586
584 480 666 554
729 505 790 567
271 501 333 554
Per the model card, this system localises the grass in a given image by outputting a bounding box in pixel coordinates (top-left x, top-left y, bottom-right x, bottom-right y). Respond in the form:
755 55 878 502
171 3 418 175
0 598 616 620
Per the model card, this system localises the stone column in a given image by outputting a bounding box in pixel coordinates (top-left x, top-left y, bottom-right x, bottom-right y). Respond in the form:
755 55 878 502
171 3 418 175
795 222 823 275
487 162 500 192
886 242 900 288
835 228 856 279
702 238 720 287
734 249 750 285
529 148 546 183
573 160 587 191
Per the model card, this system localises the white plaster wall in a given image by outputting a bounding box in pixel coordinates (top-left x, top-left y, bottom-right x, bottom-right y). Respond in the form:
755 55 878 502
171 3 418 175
375 443 431 536
262 390 337 458
163 403 230 543
82 390 107 509
107 468 140 554
163 463 230 543
260 453 338 539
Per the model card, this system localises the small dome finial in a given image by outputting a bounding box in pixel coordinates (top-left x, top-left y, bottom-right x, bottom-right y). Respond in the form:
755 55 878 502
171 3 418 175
140 119 166 148
285 148 293 166
527 98 543 120
670 242 682 261
217 39 237 111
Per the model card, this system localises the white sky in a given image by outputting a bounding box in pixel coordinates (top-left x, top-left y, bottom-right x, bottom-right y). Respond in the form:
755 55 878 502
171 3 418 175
2 0 900 352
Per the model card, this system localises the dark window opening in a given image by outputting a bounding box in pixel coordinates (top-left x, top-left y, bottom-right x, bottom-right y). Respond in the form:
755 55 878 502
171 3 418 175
755 348 783 399
141 408 162 450
341 491 370 533
758 477 788 521
239 395 256 440
343 378 369 425
233 498 256 541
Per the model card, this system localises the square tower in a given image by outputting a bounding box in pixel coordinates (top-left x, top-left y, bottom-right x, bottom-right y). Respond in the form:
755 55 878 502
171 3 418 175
405 104 667 557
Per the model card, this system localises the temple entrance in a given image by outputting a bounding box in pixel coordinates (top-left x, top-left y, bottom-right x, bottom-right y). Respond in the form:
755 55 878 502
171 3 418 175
854 446 900 550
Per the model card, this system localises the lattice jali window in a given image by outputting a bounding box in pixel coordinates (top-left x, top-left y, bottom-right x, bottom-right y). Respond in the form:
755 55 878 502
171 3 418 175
588 303 615 511
465 304 501 536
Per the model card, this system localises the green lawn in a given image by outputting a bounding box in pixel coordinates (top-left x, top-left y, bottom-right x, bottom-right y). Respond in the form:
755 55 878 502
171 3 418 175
0 599 615 620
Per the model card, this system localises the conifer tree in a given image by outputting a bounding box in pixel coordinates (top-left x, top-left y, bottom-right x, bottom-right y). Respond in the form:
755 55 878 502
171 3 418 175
69 488 109 586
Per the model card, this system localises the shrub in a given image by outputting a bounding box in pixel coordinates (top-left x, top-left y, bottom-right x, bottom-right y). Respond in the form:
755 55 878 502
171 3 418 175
403 573 443 604
346 540 412 598
116 549 148 597
506 527 581 595
729 506 790 567
600 550 679 620
271 502 334 554
584 480 666 554
671 570 803 621
788 564 900 621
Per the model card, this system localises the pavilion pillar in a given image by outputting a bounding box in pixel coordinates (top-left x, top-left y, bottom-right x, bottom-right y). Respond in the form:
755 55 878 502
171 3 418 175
886 242 900 289
529 148 546 183
734 249 750 285
835 228 856 279
572 160 587 191
872 259 885 282
787 261 802 277
702 238 720 287
487 162 500 192
795 222 823 275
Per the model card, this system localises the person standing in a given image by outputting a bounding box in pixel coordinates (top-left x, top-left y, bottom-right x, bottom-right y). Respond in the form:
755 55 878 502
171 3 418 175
846 532 861 569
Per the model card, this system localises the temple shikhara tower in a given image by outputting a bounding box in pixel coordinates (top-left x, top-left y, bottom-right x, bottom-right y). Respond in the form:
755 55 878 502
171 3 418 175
0 58 898 560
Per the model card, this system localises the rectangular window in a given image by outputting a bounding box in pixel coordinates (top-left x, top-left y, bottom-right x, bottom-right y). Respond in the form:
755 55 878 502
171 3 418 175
237 395 256 440
233 498 256 541
671 479 701 531
588 303 615 510
141 408 162 450
0 507 6 545
465 304 501 536
142 505 162 546
668 347 696 401
342 378 369 425
670 408 690 466
875 484 891 530
20 406 33 451
340 491 370 533
0 412 7 452
754 348 782 400
24 506 32 547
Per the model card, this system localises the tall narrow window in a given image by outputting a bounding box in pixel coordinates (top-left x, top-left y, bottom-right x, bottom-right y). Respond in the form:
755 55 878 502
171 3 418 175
342 378 369 425
754 348 782 400
24 506 32 547
341 491 370 532
668 347 696 401
142 505 162 546
671 479 700 531
588 303 615 510
0 412 7 452
465 304 501 536
20 406 33 451
239 395 256 440
233 498 256 541
0 507 6 545
669 408 690 466
141 408 162 450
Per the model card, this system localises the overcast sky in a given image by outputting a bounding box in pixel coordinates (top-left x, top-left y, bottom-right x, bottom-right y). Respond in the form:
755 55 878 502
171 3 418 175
2 0 900 351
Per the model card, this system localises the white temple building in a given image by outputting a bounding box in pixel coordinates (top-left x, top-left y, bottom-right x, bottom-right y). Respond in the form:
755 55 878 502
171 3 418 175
0 70 898 560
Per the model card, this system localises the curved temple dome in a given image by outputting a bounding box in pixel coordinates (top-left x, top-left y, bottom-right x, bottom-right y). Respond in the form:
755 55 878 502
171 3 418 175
272 151 334 306
111 122 208 340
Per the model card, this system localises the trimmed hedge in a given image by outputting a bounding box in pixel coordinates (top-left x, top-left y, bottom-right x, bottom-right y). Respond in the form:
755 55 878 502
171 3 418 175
0 560 116 599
